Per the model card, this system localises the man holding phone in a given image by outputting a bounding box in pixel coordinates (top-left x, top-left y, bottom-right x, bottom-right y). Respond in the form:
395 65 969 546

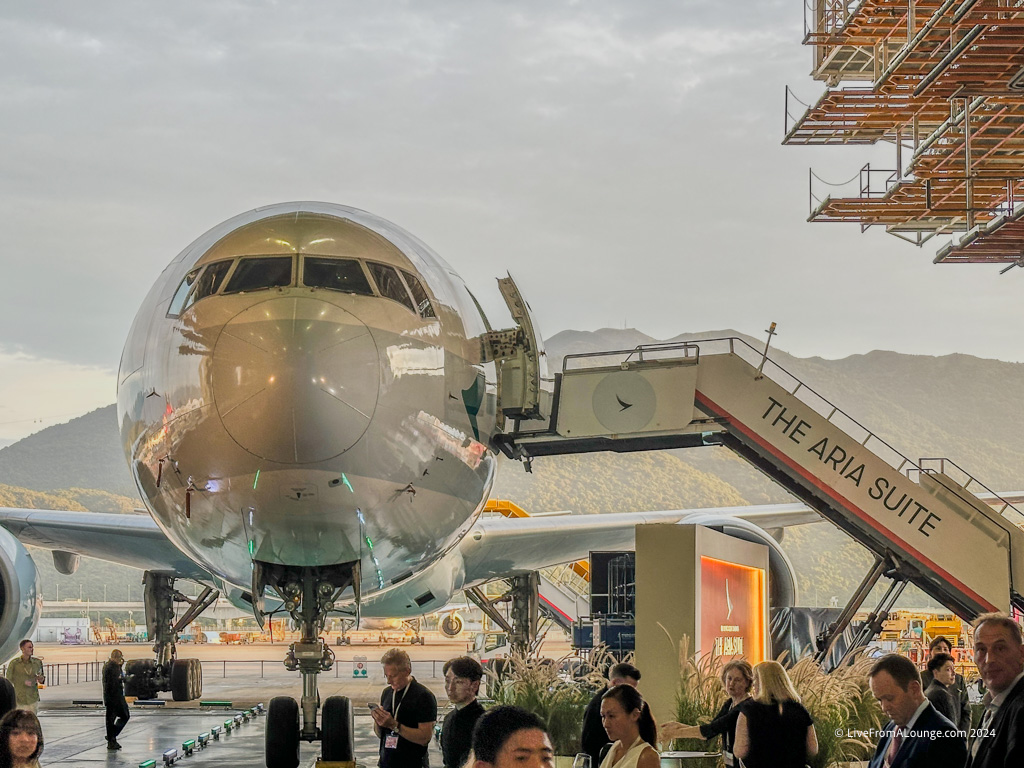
4 640 45 713
372 648 437 768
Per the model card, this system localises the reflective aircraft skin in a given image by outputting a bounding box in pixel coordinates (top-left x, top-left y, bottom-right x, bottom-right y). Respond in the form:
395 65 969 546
118 202 497 613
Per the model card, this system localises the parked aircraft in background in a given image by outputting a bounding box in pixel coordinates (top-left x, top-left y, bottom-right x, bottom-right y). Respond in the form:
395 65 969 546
0 202 817 767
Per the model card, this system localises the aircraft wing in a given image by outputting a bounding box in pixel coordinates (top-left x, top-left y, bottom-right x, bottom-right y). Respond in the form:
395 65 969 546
458 502 821 585
0 507 210 579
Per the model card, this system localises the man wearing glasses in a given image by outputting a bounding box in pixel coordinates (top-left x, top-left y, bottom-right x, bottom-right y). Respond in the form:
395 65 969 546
441 657 485 768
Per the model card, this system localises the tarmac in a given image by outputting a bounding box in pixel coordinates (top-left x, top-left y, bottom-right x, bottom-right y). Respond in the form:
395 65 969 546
35 654 453 768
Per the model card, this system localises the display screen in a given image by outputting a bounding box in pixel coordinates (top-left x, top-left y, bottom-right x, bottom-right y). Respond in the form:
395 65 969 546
700 556 766 665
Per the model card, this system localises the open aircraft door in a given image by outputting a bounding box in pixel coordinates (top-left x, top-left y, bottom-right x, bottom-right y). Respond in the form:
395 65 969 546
484 274 553 427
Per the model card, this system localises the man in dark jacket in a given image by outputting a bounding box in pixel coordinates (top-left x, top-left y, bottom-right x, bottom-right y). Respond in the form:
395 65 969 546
968 613 1024 768
867 654 965 768
924 652 960 727
440 657 485 768
102 649 130 750
922 635 972 732
581 662 640 766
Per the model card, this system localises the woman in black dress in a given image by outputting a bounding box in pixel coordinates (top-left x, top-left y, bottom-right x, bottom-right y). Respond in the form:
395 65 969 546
660 659 753 766
734 661 817 768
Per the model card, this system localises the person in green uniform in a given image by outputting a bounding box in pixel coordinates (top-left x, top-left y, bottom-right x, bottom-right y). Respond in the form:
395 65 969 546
3 642 44 714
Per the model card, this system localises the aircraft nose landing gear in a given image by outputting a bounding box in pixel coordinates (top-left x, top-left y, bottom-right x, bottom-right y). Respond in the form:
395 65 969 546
259 562 358 768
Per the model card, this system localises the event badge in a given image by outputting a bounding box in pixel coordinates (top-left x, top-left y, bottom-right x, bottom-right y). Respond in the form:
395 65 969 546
385 734 399 749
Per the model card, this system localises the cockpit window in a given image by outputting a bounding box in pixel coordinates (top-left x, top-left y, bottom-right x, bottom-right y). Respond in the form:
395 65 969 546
303 257 374 295
400 269 436 319
167 267 201 317
223 256 293 294
367 262 415 312
184 259 233 310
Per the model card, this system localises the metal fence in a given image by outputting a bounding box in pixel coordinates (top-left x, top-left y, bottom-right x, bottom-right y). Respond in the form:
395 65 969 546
0 661 104 689
2 658 451 689
201 658 451 681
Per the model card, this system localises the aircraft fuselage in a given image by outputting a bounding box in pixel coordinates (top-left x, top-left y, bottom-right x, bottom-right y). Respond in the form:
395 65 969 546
116 203 499 614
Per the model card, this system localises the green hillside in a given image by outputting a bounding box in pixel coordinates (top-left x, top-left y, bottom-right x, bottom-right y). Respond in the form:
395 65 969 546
0 405 136 497
0 484 145 601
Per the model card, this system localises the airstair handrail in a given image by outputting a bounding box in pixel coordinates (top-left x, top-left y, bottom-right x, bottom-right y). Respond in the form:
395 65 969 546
539 573 585 605
911 458 1024 525
562 341 701 372
702 335 1024 526
591 336 1024 526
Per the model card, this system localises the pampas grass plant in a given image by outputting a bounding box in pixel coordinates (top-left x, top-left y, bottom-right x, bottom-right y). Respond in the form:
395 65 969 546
787 653 882 768
670 634 883 767
488 648 623 755
672 634 728 753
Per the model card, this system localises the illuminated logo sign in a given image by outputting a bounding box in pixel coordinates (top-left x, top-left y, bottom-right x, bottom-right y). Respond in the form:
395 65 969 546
700 556 766 664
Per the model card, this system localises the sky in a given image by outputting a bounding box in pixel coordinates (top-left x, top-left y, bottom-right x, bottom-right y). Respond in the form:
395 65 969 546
1 0 1021 443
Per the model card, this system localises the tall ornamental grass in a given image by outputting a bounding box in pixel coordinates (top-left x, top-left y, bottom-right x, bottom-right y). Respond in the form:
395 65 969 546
787 653 882 768
672 636 727 753
488 649 622 755
672 634 884 767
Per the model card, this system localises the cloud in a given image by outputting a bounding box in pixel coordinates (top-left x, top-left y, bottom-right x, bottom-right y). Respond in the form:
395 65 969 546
0 0 1020 386
0 350 115 442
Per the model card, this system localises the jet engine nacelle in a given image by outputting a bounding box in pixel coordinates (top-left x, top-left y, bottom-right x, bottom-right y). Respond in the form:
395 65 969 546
678 515 798 608
0 527 42 662
438 611 464 638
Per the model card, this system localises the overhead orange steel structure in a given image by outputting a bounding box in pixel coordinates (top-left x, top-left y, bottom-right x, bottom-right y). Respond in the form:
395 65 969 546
785 0 1024 267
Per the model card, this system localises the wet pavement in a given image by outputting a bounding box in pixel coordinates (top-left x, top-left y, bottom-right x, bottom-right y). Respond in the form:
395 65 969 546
37 669 448 768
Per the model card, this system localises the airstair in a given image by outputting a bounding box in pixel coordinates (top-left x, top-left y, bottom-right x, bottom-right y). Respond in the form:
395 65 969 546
537 567 590 631
494 336 1024 621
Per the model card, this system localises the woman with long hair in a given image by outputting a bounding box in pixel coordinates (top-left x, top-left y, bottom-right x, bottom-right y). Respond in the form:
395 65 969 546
598 685 659 768
0 709 43 768
733 661 817 768
660 659 754 766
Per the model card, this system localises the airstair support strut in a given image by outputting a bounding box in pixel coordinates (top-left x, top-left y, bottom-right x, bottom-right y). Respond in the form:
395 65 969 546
813 555 888 666
494 337 1024 621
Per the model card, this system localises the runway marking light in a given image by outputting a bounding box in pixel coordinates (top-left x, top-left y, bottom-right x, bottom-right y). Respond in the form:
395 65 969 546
198 732 210 747
182 739 195 755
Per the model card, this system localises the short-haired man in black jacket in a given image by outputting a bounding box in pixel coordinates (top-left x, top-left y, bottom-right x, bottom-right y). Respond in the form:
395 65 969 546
440 656 485 768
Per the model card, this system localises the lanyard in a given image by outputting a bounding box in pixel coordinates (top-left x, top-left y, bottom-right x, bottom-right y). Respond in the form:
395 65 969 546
391 680 412 729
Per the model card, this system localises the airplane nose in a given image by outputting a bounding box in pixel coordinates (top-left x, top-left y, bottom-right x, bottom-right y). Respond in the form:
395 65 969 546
212 297 379 464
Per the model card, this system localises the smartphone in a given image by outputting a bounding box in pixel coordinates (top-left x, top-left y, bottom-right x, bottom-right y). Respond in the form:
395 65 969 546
367 703 379 711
